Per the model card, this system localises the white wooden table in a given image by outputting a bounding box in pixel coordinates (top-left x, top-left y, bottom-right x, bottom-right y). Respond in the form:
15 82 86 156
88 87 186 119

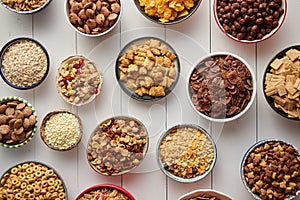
0 0 300 199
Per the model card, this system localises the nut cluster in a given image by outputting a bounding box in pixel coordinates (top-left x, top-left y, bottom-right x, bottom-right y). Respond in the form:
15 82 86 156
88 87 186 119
243 141 300 200
79 187 130 200
189 55 253 119
87 117 148 175
0 99 36 145
68 0 121 35
119 39 177 97
159 126 215 179
216 0 284 41
57 56 103 106
0 162 66 199
1 0 46 11
188 195 221 200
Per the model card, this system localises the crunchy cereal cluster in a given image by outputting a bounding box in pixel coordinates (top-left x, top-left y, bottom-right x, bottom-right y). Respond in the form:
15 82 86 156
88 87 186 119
1 0 46 11
119 39 177 97
79 187 130 200
264 48 300 119
138 0 196 23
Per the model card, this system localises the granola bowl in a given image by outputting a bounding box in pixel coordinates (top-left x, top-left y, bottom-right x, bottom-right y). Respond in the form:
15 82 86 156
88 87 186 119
76 184 135 200
0 37 50 90
0 0 52 14
56 55 103 106
187 52 256 123
116 37 180 102
0 161 68 199
40 110 83 151
0 96 37 148
263 45 300 121
213 0 286 44
241 139 300 200
133 0 202 25
156 124 217 183
87 116 149 176
178 189 232 200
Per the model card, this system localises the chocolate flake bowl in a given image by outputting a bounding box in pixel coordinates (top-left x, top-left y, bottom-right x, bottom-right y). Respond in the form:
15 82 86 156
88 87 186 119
0 37 50 90
76 184 135 200
0 96 37 148
133 0 202 25
241 139 300 200
213 0 287 44
263 45 300 121
178 189 232 200
0 0 52 14
156 124 217 183
116 37 180 102
187 52 256 123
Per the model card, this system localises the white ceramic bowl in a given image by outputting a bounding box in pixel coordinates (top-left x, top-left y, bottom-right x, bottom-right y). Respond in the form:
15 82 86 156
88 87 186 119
0 0 52 14
178 189 232 200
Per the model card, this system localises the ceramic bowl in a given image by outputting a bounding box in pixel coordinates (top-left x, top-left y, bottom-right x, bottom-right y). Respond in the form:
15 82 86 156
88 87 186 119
0 0 52 14
178 189 232 200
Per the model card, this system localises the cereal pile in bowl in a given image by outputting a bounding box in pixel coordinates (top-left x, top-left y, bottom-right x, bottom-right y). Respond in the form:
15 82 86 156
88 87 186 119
157 124 216 183
0 161 67 199
178 189 232 200
56 56 103 106
1 0 51 13
116 37 180 101
264 47 300 120
87 116 149 175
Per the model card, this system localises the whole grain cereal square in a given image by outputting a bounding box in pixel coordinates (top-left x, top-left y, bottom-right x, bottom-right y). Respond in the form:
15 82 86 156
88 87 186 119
277 83 287 96
270 58 283 70
286 82 297 95
294 78 300 90
286 48 300 61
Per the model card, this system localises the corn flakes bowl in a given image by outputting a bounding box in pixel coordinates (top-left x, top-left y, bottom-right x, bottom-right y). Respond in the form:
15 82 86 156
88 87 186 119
116 37 180 102
263 46 300 121
133 0 202 25
0 161 68 199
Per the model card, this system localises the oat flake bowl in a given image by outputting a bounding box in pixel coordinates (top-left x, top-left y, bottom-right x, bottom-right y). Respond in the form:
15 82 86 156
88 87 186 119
188 52 256 123
178 189 232 200
263 45 300 121
0 96 37 148
0 0 52 14
0 161 68 199
87 116 149 176
116 37 180 102
56 55 103 106
213 0 287 44
65 0 122 37
241 139 300 200
0 37 50 90
156 124 217 183
76 184 135 200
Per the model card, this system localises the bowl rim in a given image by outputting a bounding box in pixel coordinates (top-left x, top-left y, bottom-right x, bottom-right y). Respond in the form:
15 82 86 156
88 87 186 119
75 183 135 200
262 45 300 121
40 109 83 151
132 0 203 25
177 189 233 200
0 0 52 14
0 96 37 148
0 160 68 199
156 124 217 183
64 0 123 37
115 36 180 102
240 138 300 200
187 52 257 123
213 0 287 44
87 115 149 176
0 37 50 90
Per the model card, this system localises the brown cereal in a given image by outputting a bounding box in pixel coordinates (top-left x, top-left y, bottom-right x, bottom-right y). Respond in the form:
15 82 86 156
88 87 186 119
1 0 47 12
188 195 221 200
79 187 130 200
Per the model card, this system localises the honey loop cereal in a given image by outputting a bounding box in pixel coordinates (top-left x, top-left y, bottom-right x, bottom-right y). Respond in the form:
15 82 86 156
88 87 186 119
0 162 67 200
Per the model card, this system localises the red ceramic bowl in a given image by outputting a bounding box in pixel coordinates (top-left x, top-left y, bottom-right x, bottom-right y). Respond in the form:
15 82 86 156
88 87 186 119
76 184 135 200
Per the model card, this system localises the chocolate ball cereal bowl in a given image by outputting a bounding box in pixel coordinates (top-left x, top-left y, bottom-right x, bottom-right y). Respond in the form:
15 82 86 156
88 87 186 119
0 37 50 90
0 0 52 14
76 184 135 200
156 124 217 183
241 139 300 200
178 189 232 200
65 0 122 37
87 116 149 176
40 110 83 151
116 37 180 102
213 0 287 44
188 52 256 123
56 55 103 106
263 45 300 121
133 0 202 25
0 96 37 149
0 161 68 199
